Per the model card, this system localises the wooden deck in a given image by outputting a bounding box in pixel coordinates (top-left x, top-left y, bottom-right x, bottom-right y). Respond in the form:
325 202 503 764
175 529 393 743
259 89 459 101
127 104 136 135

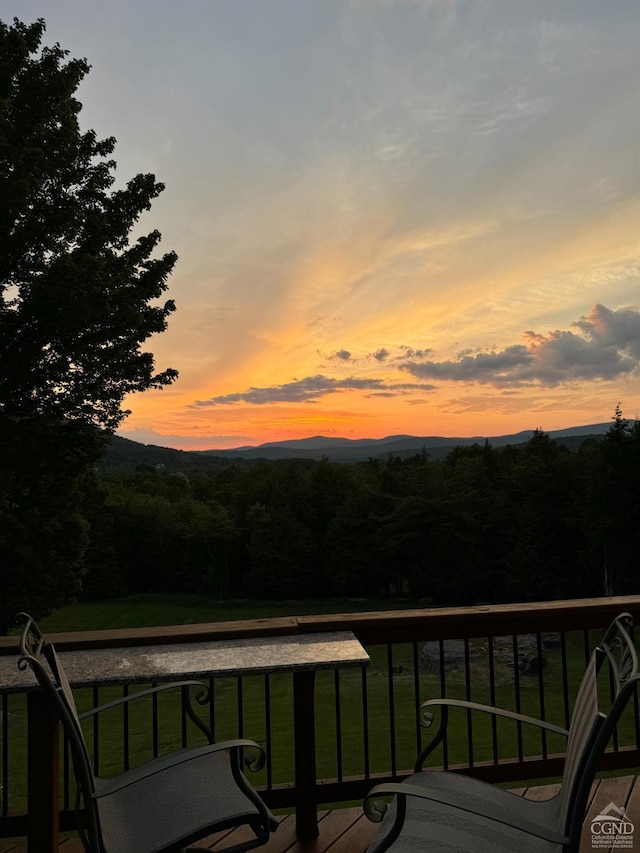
1 775 638 852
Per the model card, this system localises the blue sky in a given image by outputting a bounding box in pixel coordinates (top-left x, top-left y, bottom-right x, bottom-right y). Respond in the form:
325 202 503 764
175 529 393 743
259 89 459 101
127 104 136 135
3 0 639 447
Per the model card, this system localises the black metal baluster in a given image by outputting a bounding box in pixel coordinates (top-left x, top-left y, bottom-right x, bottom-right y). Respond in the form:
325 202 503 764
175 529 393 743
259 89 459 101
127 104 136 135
439 639 448 769
181 685 188 748
512 636 523 761
92 686 100 776
334 670 343 782
237 677 244 739
487 636 498 764
583 629 590 665
152 681 159 758
209 677 216 742
1 695 8 817
362 664 370 779
608 657 619 751
464 638 473 766
62 729 70 811
536 634 547 758
413 641 421 756
123 684 130 771
560 632 570 730
387 644 397 776
264 674 272 789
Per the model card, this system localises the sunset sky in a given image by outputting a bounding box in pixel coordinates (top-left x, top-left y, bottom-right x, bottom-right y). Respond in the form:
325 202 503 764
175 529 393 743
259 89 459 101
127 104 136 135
5 0 640 449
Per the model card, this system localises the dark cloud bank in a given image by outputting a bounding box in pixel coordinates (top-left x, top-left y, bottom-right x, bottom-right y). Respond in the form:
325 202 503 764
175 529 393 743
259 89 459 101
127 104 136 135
194 305 639 406
400 304 640 387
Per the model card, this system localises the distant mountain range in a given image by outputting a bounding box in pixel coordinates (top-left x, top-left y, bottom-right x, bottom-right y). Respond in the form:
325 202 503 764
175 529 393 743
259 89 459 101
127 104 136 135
103 422 612 470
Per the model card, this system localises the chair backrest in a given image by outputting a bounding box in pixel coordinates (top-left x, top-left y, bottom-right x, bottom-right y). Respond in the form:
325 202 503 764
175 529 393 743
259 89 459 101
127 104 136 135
559 612 639 850
17 613 101 851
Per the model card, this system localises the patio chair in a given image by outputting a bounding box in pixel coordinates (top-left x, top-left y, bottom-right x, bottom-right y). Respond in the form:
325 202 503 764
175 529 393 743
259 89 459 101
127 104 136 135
363 612 640 853
17 613 278 853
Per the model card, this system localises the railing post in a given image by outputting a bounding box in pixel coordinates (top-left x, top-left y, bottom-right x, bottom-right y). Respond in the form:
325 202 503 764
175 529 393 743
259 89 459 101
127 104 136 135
293 669 318 839
27 689 59 853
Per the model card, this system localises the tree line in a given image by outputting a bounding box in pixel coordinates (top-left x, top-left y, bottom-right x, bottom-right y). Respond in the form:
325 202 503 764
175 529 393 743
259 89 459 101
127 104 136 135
78 411 639 608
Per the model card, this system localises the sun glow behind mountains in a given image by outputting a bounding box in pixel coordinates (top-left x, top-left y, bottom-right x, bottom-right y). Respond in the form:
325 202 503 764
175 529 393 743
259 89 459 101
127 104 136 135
12 0 638 449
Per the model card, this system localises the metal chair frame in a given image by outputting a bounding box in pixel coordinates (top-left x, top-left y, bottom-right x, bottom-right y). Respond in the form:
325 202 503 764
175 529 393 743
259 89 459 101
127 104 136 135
364 612 640 853
17 613 277 853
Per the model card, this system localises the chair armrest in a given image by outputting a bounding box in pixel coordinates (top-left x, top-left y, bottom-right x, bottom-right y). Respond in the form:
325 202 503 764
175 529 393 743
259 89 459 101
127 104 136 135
78 681 214 743
364 782 570 846
414 698 567 772
420 698 569 737
92 738 266 798
77 680 209 718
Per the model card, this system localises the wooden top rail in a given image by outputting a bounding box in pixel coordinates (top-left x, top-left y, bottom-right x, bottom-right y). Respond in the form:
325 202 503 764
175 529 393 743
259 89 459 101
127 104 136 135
0 615 301 655
1 595 639 655
299 595 640 643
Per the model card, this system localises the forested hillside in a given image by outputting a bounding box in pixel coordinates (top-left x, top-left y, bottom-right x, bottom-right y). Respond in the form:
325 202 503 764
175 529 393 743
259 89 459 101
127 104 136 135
79 413 639 606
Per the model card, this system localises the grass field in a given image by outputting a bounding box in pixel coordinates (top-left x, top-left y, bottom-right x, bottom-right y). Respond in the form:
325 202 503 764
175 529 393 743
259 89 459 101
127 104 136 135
2 595 637 818
33 593 421 632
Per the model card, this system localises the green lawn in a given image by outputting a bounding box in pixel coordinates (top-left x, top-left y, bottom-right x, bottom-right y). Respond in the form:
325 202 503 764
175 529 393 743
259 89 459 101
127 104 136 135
33 593 419 632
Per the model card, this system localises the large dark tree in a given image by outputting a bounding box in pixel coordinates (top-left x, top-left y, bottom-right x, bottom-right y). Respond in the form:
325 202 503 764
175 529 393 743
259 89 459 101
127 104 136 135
0 18 178 632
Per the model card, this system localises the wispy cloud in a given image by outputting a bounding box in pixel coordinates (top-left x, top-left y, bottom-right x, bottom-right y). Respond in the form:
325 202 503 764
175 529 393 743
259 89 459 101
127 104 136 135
193 375 432 406
399 345 433 360
333 349 353 362
372 348 390 361
400 305 640 387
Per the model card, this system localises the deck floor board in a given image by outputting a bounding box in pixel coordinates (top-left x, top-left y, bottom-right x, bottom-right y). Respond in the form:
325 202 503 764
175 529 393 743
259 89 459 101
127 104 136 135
1 775 637 853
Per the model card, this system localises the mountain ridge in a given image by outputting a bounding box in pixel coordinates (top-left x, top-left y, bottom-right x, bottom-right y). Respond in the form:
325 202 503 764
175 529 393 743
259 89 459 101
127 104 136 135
105 422 613 469
194 422 611 460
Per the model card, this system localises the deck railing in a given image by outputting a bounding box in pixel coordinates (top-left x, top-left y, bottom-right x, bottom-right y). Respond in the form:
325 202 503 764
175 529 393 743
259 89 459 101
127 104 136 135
1 595 639 842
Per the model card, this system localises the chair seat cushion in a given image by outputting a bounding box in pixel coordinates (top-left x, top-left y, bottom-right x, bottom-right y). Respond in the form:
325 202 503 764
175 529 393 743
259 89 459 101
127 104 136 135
94 746 267 853
368 770 564 853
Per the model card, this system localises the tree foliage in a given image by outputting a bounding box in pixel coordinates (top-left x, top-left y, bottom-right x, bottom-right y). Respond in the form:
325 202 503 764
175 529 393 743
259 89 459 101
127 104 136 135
0 17 177 429
0 18 177 632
